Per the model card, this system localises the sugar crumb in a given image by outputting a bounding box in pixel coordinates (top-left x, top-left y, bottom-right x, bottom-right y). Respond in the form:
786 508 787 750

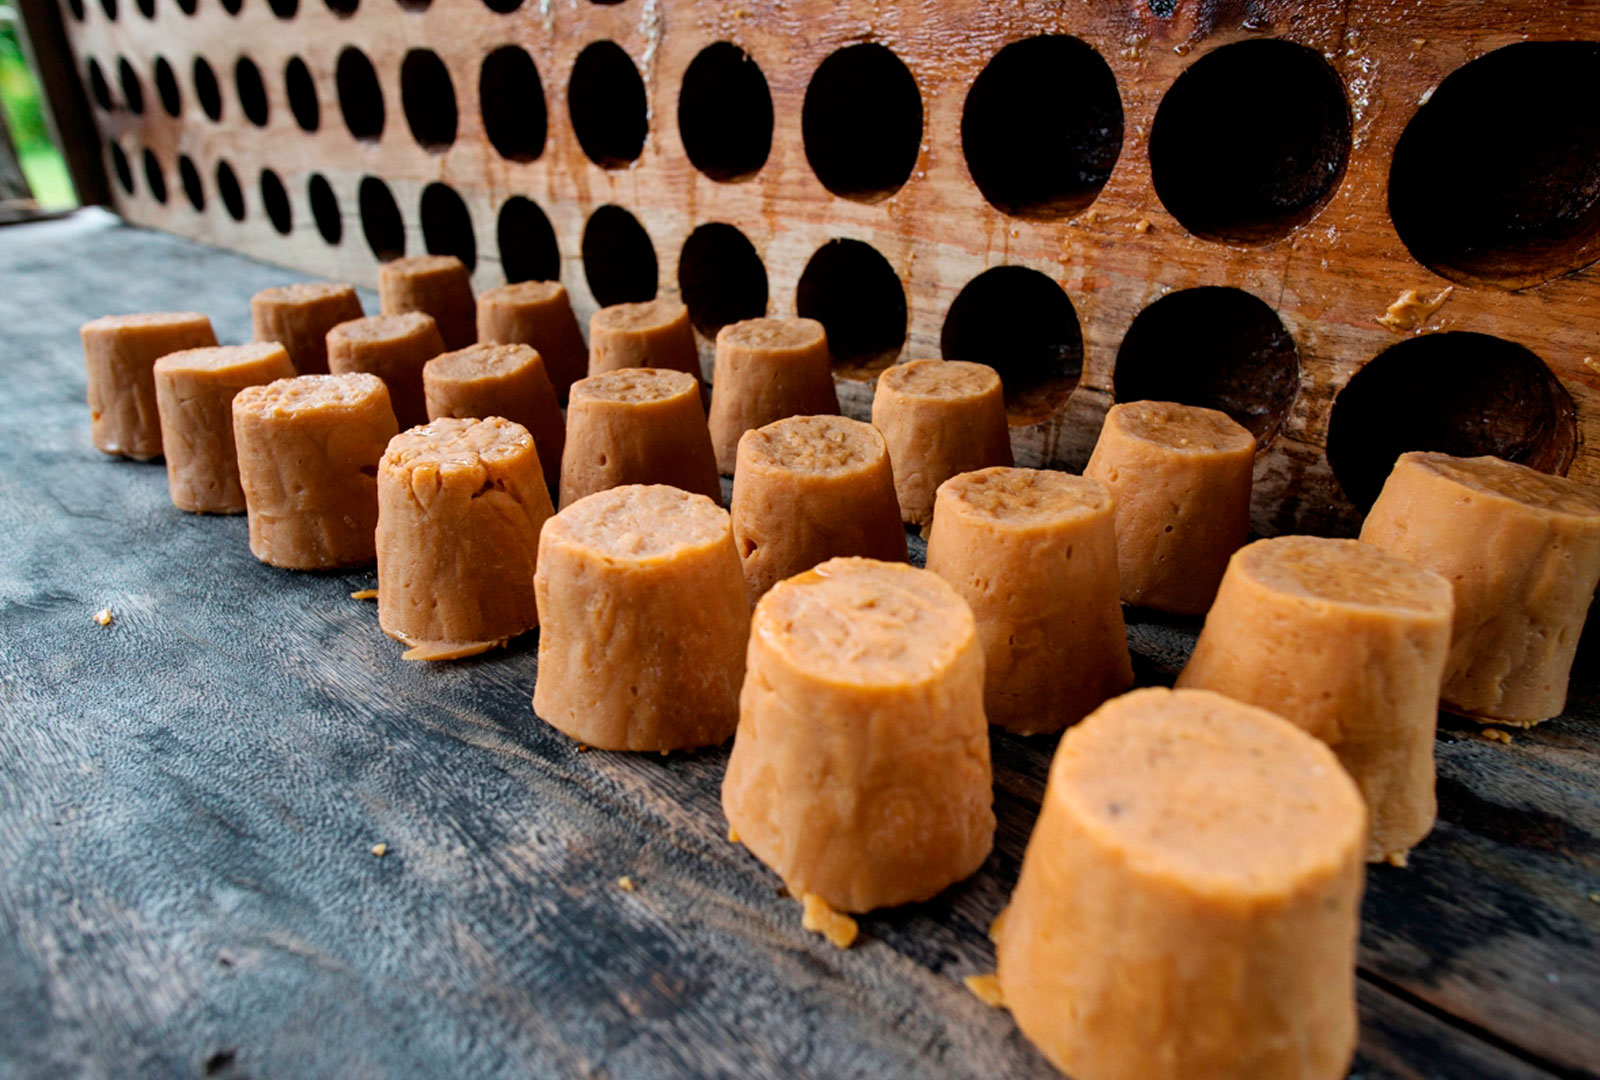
350 589 379 600
93 608 113 627
801 893 858 949
727 825 740 844
370 842 388 857
964 973 1006 1008
616 875 636 892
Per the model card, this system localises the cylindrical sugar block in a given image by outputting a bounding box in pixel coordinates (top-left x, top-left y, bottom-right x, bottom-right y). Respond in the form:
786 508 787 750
232 373 399 569
560 368 722 508
378 255 476 351
327 313 445 431
870 359 1012 528
81 312 218 459
707 317 840 474
730 415 907 605
424 343 565 499
153 343 296 514
533 484 749 751
588 300 701 381
1084 400 1256 614
251 282 364 375
1360 451 1600 726
476 280 588 400
377 417 553 660
995 687 1366 1080
723 557 995 913
1177 536 1453 861
925 468 1133 735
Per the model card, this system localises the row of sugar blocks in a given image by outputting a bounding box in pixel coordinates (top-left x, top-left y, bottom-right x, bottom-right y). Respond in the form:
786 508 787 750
81 263 1600 1079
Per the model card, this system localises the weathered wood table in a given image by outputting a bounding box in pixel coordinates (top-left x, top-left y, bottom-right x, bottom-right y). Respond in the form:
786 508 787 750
2 210 1597 1080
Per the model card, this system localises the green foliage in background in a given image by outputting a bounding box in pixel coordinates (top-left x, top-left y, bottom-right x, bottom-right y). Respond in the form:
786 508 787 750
1 19 76 209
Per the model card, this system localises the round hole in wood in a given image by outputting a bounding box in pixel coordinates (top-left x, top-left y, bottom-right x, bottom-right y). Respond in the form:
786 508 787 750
175 0 195 12
118 57 144 114
260 169 291 235
219 0 241 14
337 47 384 141
108 141 133 195
1114 286 1299 445
285 56 318 132
420 182 476 271
142 149 167 204
582 204 657 306
1150 39 1350 244
401 49 457 151
497 196 559 282
324 0 355 13
215 160 245 220
480 45 545 162
235 57 268 127
267 0 296 15
795 238 907 378
941 266 1083 424
1389 41 1600 290
87 58 113 111
193 56 222 120
309 173 341 244
66 0 85 21
1326 332 1577 511
802 43 921 203
961 35 1124 221
678 222 767 337
568 41 648 169
395 0 428 10
481 0 519 11
135 0 153 17
98 0 116 18
154 56 181 116
678 42 773 183
359 175 405 260
179 154 204 210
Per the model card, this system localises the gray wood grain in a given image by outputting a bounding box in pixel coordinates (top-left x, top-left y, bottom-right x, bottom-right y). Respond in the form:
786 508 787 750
1 211 1594 1080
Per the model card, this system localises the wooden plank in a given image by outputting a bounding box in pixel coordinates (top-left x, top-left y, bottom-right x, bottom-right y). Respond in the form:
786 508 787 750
13 0 105 206
2 212 1594 1078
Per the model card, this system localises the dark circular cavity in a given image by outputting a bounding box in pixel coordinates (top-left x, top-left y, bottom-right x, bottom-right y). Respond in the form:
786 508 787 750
359 175 405 260
1113 286 1299 444
401 49 457 151
1389 41 1600 289
66 0 85 22
267 0 296 15
794 238 907 377
135 0 153 17
420 182 476 271
216 159 245 220
285 56 319 132
1326 332 1577 510
87 58 113 111
154 56 181 116
118 57 144 114
260 168 291 234
479 46 546 161
219 0 241 14
1150 38 1351 243
142 148 167 204
568 41 648 169
179 154 204 210
98 0 116 17
309 173 341 244
941 266 1084 423
337 48 384 141
497 196 560 283
175 0 196 12
582 204 657 305
678 42 773 182
193 56 222 120
481 0 520 10
961 35 1124 220
324 0 356 13
235 57 268 127
677 223 768 337
108 142 133 195
396 0 428 9
802 43 922 203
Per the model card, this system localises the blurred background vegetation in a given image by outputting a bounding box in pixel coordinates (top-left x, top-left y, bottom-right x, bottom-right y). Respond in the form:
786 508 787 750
1 8 77 209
